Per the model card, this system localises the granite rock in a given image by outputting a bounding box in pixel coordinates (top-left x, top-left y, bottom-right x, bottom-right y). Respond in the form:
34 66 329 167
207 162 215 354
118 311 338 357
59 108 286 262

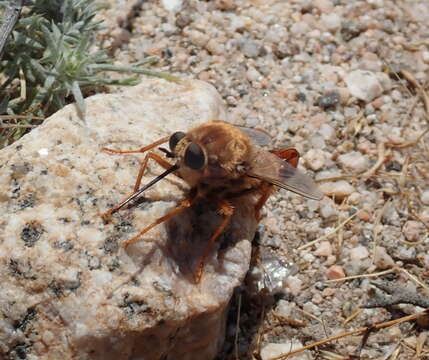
0 79 258 359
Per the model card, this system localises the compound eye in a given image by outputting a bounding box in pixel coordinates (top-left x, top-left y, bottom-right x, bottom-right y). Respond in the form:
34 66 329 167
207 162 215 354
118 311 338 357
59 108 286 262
169 131 186 151
184 142 205 170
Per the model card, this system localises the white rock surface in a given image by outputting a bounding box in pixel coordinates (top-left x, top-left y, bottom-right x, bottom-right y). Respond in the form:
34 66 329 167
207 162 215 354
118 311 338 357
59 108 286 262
345 70 384 102
0 78 258 359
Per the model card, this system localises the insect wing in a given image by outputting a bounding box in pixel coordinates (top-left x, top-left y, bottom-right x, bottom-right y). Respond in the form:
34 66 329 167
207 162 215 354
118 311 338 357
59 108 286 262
270 148 300 168
248 150 323 200
237 126 272 146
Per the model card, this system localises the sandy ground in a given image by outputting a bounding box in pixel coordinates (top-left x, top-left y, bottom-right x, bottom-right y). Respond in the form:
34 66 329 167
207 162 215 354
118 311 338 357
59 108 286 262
96 0 429 359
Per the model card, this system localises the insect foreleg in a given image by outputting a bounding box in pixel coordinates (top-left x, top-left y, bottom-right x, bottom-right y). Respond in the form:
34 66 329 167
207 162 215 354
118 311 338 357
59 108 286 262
102 136 169 155
122 192 197 247
101 151 174 220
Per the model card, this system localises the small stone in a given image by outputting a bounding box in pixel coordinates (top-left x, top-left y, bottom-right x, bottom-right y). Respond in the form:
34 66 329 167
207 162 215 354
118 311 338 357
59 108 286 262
345 70 384 102
314 0 334 13
360 52 382 72
187 29 209 47
320 13 341 32
349 246 369 261
402 220 424 242
290 22 311 35
373 246 395 269
175 13 192 28
319 181 355 201
317 91 340 109
326 265 345 280
285 275 303 296
206 38 225 56
421 190 429 205
341 20 364 41
276 300 295 317
318 124 335 141
273 42 299 59
240 40 263 58
161 0 182 11
314 241 333 257
423 51 429 64
357 210 371 222
338 151 369 173
261 341 305 360
246 66 262 82
303 149 325 171
214 0 236 11
376 72 393 91
319 203 336 219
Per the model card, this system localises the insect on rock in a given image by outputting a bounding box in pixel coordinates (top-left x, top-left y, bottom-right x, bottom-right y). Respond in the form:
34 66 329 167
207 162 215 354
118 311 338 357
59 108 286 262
101 121 323 282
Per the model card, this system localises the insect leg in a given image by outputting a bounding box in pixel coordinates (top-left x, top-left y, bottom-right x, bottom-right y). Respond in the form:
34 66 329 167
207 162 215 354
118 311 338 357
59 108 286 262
254 183 275 221
122 191 197 247
194 200 234 283
102 136 169 155
101 151 175 220
133 151 173 192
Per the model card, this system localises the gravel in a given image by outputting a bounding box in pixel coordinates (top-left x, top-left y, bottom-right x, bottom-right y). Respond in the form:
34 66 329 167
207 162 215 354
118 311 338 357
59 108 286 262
95 0 429 358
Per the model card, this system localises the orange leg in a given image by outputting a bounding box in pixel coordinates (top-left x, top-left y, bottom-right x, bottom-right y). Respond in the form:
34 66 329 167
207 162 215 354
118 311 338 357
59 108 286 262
194 200 234 283
122 192 197 247
133 151 173 192
102 136 169 155
101 151 173 221
254 183 275 221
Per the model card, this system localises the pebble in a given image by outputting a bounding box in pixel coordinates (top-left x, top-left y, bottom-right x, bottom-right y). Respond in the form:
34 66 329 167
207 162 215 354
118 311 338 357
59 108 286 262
314 241 333 257
402 220 424 242
341 20 364 41
240 40 263 58
319 203 337 219
318 124 335 141
422 190 429 205
423 51 429 64
260 341 306 360
326 265 345 280
345 70 384 102
337 151 369 173
319 181 355 201
314 0 334 13
161 0 183 11
349 246 369 261
373 246 395 269
285 275 303 296
205 38 225 55
317 91 340 109
276 300 295 317
357 210 371 222
303 149 325 171
320 13 341 32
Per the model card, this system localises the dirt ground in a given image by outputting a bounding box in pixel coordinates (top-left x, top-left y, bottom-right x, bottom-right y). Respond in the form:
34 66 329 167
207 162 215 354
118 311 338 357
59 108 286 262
96 0 429 359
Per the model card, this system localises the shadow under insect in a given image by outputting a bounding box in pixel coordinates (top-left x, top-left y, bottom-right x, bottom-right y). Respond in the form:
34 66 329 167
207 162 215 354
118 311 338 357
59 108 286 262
164 198 237 282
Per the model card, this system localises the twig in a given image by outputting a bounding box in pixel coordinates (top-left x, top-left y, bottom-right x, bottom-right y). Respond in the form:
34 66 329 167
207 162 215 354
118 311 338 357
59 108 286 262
362 141 387 178
268 309 428 360
298 210 360 250
364 281 429 309
326 268 396 283
0 0 24 60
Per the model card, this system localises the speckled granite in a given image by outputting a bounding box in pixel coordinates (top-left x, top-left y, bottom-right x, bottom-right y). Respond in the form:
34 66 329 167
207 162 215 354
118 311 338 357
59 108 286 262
0 79 257 359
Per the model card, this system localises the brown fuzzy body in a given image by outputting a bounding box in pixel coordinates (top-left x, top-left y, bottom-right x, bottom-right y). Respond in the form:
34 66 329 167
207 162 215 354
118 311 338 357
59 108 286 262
174 121 262 198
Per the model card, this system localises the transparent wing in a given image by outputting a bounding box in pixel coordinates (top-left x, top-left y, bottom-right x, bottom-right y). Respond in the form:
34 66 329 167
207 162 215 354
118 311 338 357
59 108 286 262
237 126 272 146
248 150 324 200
